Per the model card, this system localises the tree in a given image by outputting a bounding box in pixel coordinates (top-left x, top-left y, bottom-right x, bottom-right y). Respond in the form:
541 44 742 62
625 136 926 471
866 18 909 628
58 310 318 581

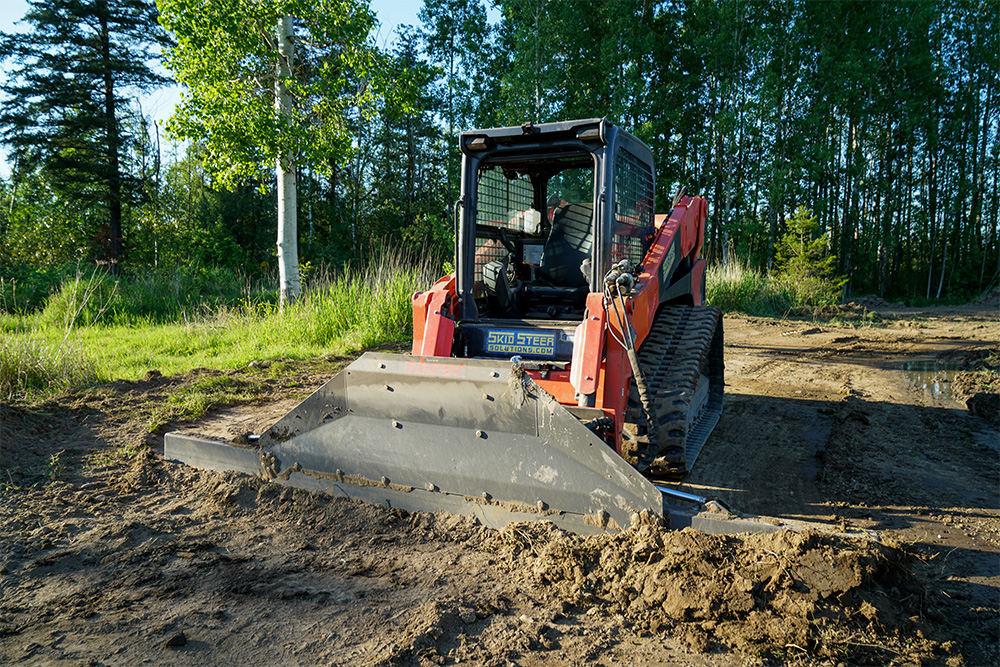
159 0 378 308
0 0 172 265
419 0 488 212
775 205 844 305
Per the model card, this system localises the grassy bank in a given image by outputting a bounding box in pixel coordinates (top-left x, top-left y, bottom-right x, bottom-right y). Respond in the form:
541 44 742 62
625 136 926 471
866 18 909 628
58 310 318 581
1 253 873 401
1 252 441 401
705 258 845 316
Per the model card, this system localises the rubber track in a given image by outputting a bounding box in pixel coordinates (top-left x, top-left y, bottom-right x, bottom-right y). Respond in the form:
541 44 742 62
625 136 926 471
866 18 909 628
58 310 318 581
622 305 724 476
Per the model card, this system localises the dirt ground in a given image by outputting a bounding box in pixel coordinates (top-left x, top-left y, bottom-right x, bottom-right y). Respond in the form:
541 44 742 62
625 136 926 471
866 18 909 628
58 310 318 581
1 300 997 666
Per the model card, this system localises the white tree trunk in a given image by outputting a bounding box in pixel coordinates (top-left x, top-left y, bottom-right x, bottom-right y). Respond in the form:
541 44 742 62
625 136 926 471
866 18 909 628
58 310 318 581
276 16 300 310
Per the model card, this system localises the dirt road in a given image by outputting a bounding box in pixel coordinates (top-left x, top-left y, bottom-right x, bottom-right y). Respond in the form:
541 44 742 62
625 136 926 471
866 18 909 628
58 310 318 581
1 302 997 666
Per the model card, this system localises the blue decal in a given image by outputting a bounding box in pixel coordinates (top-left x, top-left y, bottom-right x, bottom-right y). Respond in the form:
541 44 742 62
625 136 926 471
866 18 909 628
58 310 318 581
486 329 556 357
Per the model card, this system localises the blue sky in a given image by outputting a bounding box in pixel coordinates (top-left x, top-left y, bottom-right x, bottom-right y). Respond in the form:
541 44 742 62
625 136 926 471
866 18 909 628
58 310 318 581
0 0 425 176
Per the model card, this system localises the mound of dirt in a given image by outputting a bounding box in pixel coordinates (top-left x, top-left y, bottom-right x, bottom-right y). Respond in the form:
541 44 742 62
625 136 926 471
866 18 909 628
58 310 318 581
0 448 960 667
952 348 1000 427
969 287 1000 308
846 295 906 310
786 303 884 323
477 522 955 664
965 392 999 426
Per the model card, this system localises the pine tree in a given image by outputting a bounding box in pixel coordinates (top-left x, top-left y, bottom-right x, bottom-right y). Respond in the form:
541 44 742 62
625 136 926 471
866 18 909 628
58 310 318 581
775 205 845 305
0 0 172 265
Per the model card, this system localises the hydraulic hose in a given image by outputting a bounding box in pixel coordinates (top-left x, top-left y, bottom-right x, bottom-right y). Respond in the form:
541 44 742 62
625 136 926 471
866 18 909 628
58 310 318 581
604 261 658 472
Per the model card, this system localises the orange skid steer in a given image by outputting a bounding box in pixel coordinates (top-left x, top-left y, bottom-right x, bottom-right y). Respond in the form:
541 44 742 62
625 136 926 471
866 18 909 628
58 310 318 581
166 119 767 534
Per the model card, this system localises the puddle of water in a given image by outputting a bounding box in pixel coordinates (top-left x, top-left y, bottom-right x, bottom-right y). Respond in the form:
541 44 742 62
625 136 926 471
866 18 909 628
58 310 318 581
902 359 962 401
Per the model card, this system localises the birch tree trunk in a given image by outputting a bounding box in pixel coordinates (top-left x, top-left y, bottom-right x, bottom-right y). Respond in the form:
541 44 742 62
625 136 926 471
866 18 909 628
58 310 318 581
276 16 300 310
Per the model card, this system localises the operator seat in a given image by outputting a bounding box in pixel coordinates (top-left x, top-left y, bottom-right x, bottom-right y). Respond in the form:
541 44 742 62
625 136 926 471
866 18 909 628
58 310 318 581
539 202 593 287
482 256 519 317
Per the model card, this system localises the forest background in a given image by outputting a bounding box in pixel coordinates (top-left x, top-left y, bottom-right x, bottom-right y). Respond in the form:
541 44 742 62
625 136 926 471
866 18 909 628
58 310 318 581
0 0 997 401
1 0 997 305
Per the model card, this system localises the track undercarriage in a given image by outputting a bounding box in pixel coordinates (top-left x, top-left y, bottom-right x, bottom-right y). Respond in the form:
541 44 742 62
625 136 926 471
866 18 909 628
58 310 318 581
623 305 724 477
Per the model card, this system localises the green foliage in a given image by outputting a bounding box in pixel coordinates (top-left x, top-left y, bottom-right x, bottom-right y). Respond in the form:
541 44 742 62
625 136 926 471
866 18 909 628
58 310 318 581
419 0 490 129
125 144 278 272
400 214 454 258
0 174 102 266
473 0 998 302
1 248 440 400
158 0 379 187
0 333 98 401
343 30 455 261
774 206 846 307
0 0 995 308
0 0 172 262
706 258 794 316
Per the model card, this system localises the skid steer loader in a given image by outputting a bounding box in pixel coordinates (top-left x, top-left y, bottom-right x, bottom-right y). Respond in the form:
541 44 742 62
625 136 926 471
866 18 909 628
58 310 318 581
166 119 779 535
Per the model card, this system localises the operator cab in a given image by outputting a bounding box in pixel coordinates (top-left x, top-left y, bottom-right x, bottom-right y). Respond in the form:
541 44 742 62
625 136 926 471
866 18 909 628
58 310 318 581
473 153 595 321
455 119 656 362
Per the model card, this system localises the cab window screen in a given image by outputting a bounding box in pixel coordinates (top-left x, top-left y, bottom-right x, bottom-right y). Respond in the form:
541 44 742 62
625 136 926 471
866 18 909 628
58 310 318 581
476 167 533 229
473 167 533 297
613 148 654 265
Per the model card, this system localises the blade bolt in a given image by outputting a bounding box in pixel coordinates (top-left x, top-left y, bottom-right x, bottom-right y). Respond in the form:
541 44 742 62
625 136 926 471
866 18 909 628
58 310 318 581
490 371 499 378
392 420 401 428
481 492 491 501
381 476 389 485
377 362 385 369
335 469 343 476
384 384 392 391
537 500 547 511
427 483 437 492
476 429 485 438
483 393 490 400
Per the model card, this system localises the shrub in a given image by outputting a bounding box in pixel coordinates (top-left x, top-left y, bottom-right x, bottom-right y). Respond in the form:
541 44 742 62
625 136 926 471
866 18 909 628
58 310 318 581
37 268 118 329
37 265 255 327
0 264 79 314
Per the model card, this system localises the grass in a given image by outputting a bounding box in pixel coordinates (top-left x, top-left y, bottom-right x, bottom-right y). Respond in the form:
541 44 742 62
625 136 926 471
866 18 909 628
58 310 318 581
0 333 99 401
706 258 849 317
1 250 442 401
0 250 879 401
147 375 266 432
706 259 795 315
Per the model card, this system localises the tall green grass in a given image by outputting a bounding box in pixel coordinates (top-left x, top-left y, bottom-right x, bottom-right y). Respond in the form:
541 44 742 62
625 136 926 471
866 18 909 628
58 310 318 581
707 258 849 315
0 335 98 401
36 265 256 327
1 250 444 401
201 249 441 357
706 259 795 315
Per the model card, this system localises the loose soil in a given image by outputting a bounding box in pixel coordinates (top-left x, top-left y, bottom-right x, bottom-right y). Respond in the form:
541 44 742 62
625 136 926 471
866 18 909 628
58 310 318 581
1 302 997 666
